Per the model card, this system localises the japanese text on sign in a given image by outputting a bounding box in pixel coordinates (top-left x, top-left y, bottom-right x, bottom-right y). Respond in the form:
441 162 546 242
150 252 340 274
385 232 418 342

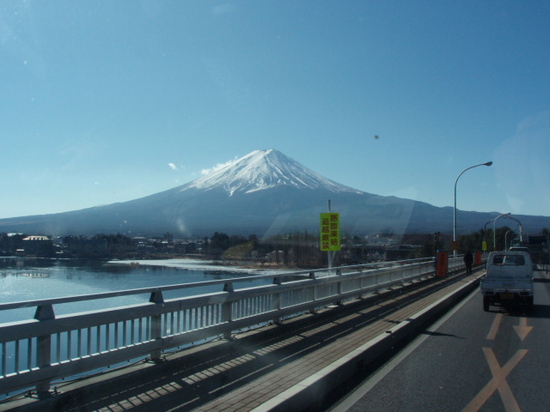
320 212 340 251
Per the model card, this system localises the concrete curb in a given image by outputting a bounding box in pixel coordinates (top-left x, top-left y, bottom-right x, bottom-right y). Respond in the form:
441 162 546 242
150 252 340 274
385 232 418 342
252 275 482 412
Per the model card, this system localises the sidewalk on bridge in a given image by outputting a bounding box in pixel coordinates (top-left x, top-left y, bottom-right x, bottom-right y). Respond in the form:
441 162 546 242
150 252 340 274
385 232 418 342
5 269 483 412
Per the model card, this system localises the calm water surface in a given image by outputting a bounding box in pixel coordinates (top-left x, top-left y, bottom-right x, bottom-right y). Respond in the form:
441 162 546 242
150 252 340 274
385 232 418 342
0 257 268 323
0 257 274 398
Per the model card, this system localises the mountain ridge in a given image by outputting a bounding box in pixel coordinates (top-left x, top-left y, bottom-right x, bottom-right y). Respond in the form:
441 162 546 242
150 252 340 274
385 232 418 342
186 149 363 195
0 149 547 238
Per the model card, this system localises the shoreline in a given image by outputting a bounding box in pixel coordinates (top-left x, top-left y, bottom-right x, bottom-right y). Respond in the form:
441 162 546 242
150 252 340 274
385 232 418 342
0 255 310 274
108 257 296 274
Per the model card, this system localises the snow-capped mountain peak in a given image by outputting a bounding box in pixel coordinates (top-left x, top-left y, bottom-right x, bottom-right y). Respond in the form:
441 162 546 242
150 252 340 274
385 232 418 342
187 149 362 195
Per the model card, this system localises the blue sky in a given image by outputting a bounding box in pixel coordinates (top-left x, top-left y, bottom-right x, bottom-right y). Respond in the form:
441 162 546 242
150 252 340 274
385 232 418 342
2 1 550 228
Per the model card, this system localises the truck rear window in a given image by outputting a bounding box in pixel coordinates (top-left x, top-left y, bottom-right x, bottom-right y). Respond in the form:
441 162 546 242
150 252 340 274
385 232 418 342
492 254 526 266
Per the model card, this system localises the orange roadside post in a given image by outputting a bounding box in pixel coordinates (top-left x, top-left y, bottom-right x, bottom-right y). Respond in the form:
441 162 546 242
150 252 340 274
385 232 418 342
436 250 449 277
474 250 482 266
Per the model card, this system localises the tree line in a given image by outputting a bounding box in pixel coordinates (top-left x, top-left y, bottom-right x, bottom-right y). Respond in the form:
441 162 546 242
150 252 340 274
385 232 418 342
1 227 548 265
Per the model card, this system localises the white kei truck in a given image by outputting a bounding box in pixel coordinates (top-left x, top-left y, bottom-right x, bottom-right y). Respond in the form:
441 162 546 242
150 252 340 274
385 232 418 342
480 251 534 312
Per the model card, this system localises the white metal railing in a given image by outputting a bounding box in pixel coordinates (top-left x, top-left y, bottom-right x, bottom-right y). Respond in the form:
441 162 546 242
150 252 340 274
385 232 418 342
0 256 469 398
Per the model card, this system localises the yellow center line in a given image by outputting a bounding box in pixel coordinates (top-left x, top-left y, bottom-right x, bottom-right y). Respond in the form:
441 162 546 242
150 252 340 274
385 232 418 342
487 313 503 340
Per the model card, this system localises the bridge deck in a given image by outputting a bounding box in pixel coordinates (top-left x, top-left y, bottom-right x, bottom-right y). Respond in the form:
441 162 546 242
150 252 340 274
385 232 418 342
6 270 481 412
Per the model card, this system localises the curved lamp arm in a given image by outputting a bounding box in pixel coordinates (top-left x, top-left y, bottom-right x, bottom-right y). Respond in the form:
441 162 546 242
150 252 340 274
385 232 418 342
453 161 493 255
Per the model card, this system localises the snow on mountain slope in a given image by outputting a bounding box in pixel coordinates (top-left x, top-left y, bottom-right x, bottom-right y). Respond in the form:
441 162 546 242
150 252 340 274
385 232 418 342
186 149 363 196
1 148 548 237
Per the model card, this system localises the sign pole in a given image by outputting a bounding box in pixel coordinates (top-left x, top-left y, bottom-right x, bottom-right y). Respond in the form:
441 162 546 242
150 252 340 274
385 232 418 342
328 200 332 274
320 200 340 276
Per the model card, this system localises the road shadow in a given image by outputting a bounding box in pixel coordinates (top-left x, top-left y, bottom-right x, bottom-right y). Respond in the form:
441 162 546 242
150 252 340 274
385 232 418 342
420 330 465 339
525 304 550 319
505 304 550 319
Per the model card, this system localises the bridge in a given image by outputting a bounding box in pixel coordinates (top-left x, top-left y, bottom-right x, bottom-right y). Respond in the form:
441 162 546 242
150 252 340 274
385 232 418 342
0 256 479 411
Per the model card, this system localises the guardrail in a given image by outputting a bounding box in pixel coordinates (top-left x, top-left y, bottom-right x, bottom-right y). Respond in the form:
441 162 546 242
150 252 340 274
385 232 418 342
0 256 468 398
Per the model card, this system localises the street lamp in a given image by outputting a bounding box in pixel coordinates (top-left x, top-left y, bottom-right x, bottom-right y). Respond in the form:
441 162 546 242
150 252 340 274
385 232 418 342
502 215 524 243
493 213 511 249
453 161 493 255
483 212 510 251
505 230 513 251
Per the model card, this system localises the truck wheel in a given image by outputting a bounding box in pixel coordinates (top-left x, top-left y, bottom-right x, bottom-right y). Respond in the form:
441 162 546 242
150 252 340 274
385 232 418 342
483 296 490 312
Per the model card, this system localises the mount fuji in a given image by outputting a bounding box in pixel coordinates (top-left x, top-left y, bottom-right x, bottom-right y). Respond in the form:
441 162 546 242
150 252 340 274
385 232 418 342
188 149 363 196
0 149 546 238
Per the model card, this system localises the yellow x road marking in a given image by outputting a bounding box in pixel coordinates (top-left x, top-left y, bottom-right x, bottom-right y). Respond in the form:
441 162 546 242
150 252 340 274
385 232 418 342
462 347 528 412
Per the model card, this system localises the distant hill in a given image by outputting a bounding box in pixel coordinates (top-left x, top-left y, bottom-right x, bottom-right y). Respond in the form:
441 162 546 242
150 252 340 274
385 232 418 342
0 149 547 239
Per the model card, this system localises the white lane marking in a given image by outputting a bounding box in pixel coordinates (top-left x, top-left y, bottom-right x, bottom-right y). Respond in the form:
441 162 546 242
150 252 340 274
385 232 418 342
330 288 479 412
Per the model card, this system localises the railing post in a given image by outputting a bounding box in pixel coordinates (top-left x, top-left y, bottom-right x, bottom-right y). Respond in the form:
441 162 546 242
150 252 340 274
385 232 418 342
273 276 282 325
336 269 344 305
34 304 55 398
222 282 234 339
309 272 317 314
149 291 164 363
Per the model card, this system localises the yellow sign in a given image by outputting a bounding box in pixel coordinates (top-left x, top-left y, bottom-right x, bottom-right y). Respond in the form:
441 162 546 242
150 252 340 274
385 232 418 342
320 213 340 251
482 241 488 251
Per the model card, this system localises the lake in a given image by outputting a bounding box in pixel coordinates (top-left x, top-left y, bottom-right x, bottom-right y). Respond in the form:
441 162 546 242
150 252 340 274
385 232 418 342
0 257 273 324
0 257 281 399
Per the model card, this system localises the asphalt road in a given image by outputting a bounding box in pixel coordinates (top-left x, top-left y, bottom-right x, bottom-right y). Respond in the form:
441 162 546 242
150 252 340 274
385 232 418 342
331 269 550 412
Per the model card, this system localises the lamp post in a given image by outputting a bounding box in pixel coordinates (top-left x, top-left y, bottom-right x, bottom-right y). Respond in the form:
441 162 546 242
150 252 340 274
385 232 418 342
482 212 513 251
505 230 513 251
453 161 493 256
483 219 494 252
502 215 524 243
492 212 511 250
